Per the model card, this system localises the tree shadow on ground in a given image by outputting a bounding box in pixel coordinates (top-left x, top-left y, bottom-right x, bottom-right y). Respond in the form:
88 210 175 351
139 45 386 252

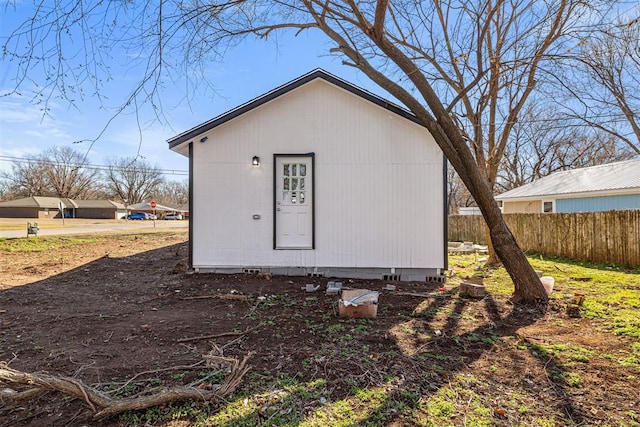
0 241 628 426
344 293 593 426
525 252 640 275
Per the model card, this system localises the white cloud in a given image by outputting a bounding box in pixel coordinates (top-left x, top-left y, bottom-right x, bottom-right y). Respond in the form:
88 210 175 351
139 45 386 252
0 93 73 143
104 123 188 173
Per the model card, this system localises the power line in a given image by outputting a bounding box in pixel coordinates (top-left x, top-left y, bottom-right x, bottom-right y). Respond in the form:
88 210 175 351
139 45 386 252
0 155 189 176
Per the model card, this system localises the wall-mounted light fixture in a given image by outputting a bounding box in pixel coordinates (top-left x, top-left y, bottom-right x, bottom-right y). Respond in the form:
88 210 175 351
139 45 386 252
252 156 260 167
199 136 208 143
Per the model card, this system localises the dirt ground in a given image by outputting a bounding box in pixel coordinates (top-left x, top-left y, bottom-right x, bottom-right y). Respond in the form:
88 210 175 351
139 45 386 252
0 230 638 426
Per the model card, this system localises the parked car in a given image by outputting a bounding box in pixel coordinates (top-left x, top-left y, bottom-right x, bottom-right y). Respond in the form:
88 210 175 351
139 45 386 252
127 212 151 220
163 214 183 220
147 213 157 220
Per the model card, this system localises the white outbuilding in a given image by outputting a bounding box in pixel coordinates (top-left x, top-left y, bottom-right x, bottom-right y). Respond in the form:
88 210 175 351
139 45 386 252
168 69 447 282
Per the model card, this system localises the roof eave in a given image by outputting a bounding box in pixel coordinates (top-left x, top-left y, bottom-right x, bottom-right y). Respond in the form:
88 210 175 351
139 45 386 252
497 186 640 201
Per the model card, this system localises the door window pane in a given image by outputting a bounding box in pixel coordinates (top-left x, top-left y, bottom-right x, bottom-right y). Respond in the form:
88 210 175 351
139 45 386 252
279 160 310 206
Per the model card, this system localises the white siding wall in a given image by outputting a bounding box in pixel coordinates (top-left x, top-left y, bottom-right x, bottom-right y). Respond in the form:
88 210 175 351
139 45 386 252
192 79 444 270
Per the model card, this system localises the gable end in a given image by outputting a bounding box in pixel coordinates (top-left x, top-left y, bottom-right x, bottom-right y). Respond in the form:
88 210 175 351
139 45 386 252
167 69 422 150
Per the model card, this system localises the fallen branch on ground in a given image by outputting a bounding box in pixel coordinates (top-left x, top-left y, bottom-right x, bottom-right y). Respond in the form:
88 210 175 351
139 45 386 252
176 325 259 343
394 291 451 298
180 293 252 301
106 360 205 395
0 352 253 420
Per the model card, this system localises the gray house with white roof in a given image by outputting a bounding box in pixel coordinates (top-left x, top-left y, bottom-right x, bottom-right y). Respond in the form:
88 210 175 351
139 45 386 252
496 159 640 213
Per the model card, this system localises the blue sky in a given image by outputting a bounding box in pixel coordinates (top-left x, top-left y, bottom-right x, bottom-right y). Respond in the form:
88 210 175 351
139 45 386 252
0 3 382 182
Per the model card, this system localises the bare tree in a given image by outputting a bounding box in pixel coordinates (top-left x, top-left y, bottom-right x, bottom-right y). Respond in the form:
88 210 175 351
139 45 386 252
0 180 8 200
4 1 603 303
103 157 164 205
282 0 592 302
1 146 100 198
1 159 49 197
566 19 640 154
447 166 474 214
41 146 101 198
152 180 189 207
498 105 636 192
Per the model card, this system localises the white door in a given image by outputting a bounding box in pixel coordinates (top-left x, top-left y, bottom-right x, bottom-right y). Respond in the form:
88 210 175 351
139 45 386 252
275 155 314 249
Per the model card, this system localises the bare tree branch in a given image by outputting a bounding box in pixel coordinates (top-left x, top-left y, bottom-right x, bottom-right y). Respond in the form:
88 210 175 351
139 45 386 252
3 0 611 303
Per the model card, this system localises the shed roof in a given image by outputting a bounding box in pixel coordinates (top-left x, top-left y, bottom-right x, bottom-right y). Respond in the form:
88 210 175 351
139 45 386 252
167 68 420 150
497 158 640 200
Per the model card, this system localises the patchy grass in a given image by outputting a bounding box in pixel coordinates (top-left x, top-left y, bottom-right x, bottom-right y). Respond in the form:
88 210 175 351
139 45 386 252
0 222 73 231
123 253 639 426
3 237 640 427
452 253 640 338
0 235 98 252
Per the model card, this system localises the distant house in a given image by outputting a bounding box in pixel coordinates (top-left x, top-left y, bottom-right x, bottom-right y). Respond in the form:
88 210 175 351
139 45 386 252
127 201 185 219
73 199 127 219
0 196 65 219
174 204 189 219
167 69 447 282
127 202 176 212
0 196 126 219
496 159 640 213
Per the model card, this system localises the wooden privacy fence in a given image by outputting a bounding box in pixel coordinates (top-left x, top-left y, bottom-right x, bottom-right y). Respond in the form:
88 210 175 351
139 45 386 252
448 211 640 266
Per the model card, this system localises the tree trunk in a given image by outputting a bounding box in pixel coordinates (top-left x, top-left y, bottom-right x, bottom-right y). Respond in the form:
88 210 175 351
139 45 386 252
443 124 546 303
414 82 549 304
481 198 548 303
450 147 547 303
418 96 547 303
484 224 501 267
308 17 549 304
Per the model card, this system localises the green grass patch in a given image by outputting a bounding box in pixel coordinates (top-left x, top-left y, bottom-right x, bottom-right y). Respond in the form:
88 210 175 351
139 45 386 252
611 314 640 338
410 375 493 427
449 253 640 339
560 371 584 388
0 235 97 252
536 343 594 363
